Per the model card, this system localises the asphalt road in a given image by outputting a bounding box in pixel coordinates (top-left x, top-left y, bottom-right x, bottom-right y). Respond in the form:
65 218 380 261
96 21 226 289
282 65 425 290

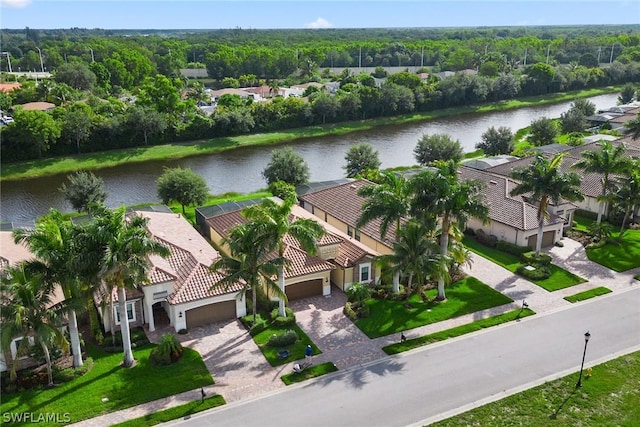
170 287 640 427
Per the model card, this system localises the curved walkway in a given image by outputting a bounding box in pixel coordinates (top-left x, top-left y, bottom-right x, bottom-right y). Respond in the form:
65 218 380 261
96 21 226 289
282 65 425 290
71 237 638 427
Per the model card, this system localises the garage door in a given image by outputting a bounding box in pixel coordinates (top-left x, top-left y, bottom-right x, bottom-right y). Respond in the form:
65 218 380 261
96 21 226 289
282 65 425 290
286 279 323 300
186 300 237 328
527 231 555 249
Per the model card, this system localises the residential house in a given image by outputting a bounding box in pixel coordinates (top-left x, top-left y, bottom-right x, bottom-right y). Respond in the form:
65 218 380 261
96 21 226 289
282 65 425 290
297 179 397 255
94 208 246 334
0 230 65 374
457 166 572 248
197 198 379 294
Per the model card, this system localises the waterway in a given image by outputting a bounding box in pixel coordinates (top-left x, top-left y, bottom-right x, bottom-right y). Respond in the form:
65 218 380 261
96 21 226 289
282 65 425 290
0 93 619 223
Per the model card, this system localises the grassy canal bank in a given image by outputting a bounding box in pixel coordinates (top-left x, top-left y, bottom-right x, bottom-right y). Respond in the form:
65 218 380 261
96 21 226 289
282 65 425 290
1 87 618 182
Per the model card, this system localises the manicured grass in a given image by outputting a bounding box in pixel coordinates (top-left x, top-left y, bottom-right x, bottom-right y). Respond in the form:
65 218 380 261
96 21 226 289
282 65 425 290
383 308 535 355
586 229 640 272
431 351 640 427
354 277 513 339
635 275 640 281
564 286 612 303
111 395 226 427
572 213 594 233
252 324 321 366
165 190 272 224
281 362 338 385
0 344 213 426
463 236 587 291
0 87 618 182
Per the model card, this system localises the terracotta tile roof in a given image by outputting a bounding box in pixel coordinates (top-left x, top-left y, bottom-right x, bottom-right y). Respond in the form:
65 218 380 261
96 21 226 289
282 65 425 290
299 179 397 244
0 83 21 93
334 239 369 268
458 166 562 231
279 244 334 279
0 231 34 267
17 102 56 111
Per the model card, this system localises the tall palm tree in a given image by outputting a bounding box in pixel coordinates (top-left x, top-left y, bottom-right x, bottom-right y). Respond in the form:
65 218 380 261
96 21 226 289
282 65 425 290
89 205 169 368
377 221 440 299
0 262 69 386
242 195 324 317
572 140 629 225
13 209 88 367
511 153 584 257
410 162 489 300
357 171 412 240
614 160 640 235
211 222 286 323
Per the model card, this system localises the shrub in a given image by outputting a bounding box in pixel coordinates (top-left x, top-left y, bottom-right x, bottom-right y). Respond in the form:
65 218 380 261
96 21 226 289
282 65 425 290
496 240 531 256
266 330 299 348
346 282 372 304
521 251 552 265
241 313 268 333
475 229 498 248
150 334 184 365
517 264 551 280
358 304 370 318
270 307 296 326
344 302 358 320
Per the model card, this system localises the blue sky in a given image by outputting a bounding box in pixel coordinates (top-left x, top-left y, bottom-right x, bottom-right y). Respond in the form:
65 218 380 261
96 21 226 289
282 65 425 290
1 1 638 29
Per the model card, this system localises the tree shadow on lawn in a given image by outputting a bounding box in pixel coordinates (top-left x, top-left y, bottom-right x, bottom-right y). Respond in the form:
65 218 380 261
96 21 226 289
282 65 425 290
549 388 578 420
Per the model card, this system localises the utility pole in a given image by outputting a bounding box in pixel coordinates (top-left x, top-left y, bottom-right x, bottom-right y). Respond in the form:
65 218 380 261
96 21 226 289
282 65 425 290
359 47 362 68
421 46 424 67
546 44 551 64
523 46 528 67
89 47 95 63
1 52 11 73
597 47 602 64
609 43 615 64
36 46 44 72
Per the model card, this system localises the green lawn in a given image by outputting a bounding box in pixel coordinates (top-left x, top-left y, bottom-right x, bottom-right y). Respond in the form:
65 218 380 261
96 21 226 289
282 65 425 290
111 395 226 427
281 362 339 385
431 351 640 427
586 229 640 272
564 286 612 303
572 213 593 233
354 277 513 339
383 308 535 355
165 190 271 224
252 324 321 366
0 344 213 427
463 237 586 291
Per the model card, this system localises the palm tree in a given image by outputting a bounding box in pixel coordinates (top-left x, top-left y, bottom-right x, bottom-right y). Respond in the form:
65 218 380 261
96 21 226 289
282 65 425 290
572 140 629 226
89 205 169 367
0 262 69 386
377 221 440 299
211 222 286 323
357 171 411 240
613 160 640 235
511 153 584 257
242 195 324 317
625 113 640 140
13 209 87 367
410 162 489 300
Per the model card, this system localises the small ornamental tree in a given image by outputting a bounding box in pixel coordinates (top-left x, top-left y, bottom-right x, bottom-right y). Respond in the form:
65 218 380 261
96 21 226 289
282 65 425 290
59 170 107 213
528 117 558 147
262 147 310 186
476 126 514 156
344 143 382 178
414 133 463 165
156 167 209 214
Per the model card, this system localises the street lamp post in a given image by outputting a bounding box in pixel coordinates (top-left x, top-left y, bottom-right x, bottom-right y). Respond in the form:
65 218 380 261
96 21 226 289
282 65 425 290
35 47 44 73
576 331 591 388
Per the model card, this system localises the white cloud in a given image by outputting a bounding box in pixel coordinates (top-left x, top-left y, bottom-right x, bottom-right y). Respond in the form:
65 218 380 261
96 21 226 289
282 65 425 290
305 17 332 29
1 0 32 8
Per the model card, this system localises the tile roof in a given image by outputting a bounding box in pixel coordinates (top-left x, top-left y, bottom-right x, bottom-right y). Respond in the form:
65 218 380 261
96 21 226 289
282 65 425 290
299 179 397 245
457 166 563 231
278 244 334 279
334 239 370 268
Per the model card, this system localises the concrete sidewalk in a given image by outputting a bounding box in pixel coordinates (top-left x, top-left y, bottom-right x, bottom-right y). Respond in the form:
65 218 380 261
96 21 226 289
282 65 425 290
70 237 639 426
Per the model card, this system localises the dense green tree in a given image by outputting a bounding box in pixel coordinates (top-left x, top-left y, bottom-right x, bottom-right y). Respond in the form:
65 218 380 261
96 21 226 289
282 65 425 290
386 71 422 89
528 116 558 146
242 196 324 316
63 103 94 154
572 141 630 226
560 108 587 134
262 147 310 186
11 107 61 158
59 170 107 213
344 142 381 178
136 74 184 115
614 160 640 234
476 126 514 155
156 167 209 214
126 105 168 145
53 62 97 91
311 92 339 124
618 83 636 105
510 154 583 256
410 163 488 300
88 205 170 367
414 133 463 165
13 210 88 367
570 98 596 117
211 222 284 323
0 262 69 385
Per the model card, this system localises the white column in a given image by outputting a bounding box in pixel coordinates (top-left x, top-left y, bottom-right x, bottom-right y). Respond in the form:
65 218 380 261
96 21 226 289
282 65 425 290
145 301 155 332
